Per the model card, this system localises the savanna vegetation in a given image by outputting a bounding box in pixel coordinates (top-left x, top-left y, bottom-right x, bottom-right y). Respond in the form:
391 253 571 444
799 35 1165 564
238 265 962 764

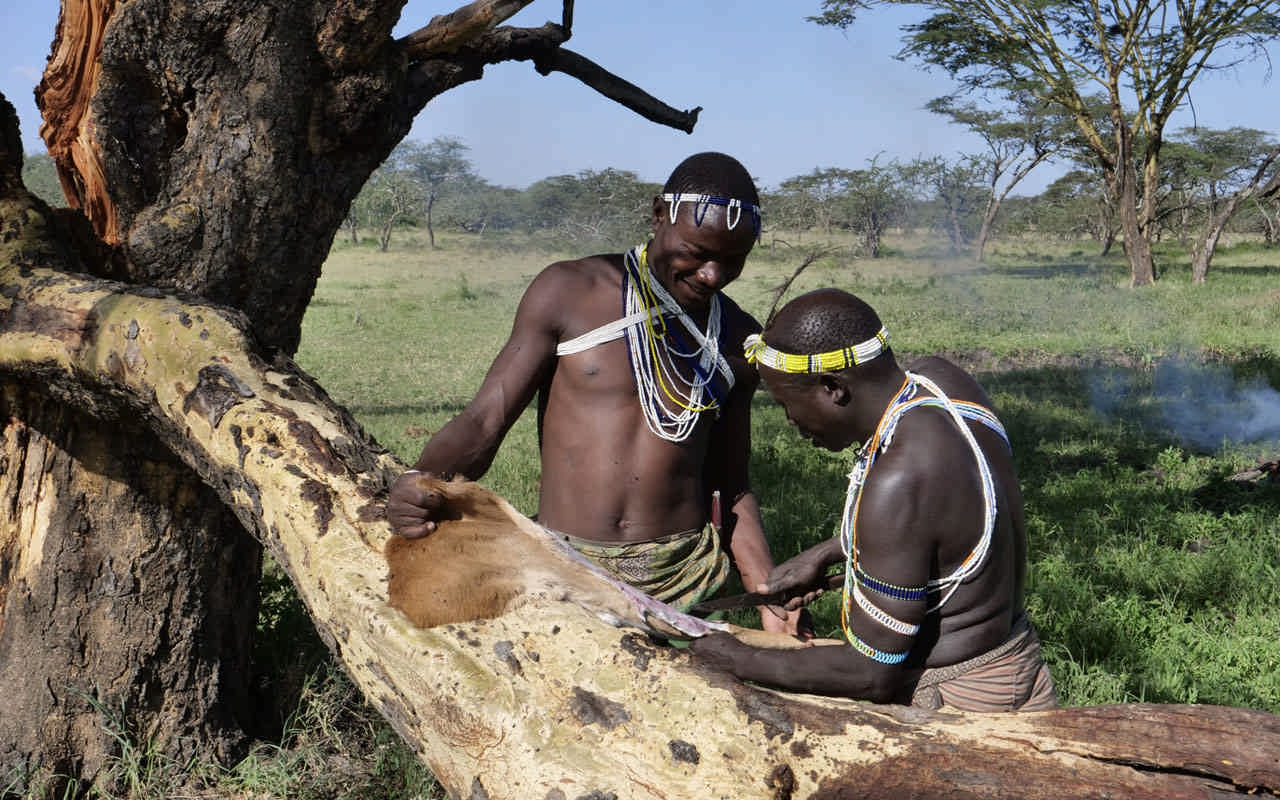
68 223 1268 800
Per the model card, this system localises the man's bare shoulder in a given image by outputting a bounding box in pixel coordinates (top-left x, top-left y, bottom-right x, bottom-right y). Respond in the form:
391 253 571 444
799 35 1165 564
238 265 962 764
519 254 624 319
905 355 995 409
531 253 623 291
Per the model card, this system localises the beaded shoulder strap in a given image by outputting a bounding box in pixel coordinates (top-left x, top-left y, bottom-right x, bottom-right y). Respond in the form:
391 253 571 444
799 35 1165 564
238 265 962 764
838 373 1007 659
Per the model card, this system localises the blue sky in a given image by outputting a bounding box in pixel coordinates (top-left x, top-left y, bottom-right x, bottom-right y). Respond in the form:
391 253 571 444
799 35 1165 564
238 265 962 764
4 1 1278 194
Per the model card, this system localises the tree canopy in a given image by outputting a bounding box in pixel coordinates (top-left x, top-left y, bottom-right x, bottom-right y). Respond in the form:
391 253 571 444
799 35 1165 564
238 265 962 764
812 0 1280 285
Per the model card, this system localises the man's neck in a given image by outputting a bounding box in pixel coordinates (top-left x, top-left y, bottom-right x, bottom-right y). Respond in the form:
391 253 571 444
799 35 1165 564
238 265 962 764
853 370 911 442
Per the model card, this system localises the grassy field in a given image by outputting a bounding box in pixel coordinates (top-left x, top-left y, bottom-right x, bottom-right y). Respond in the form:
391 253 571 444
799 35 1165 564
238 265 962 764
169 227 1280 799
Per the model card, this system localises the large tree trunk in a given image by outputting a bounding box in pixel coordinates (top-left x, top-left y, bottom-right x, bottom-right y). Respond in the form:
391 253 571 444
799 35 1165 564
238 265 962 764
4 0 419 787
1111 122 1156 287
973 195 999 262
2 0 705 792
0 116 260 792
0 383 260 790
2 254 1280 798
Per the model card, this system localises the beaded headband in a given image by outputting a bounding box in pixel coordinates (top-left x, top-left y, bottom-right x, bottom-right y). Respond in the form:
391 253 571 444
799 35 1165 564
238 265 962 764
742 327 889 373
661 192 762 238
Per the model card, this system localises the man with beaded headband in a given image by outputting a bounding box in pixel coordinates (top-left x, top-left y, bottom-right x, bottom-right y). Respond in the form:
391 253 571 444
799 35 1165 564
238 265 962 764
690 288 1056 710
387 152 807 636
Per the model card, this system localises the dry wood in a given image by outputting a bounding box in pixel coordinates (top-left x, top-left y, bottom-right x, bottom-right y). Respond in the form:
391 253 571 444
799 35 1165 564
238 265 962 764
532 47 702 133
35 0 117 240
1227 456 1279 483
399 0 537 58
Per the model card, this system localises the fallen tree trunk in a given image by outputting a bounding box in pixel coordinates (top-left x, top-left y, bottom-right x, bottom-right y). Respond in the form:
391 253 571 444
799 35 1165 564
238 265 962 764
3 259 1279 799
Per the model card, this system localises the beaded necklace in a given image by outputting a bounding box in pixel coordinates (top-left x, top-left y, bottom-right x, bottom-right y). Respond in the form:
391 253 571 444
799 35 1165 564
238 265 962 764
622 244 734 442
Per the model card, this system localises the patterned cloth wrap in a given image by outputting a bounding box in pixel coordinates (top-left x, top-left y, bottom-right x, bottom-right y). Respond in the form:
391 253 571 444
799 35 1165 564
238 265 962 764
561 523 730 612
909 611 1058 711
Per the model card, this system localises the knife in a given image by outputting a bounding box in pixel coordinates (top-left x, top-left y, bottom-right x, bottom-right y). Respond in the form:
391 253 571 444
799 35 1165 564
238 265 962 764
688 572 846 615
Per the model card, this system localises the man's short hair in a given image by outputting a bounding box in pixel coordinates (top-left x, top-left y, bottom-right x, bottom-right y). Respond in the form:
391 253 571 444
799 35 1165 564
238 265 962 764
766 289 887 361
663 152 760 206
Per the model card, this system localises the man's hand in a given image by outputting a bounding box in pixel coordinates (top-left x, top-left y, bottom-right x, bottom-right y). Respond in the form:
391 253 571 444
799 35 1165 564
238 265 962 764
758 547 835 611
386 470 446 538
688 631 749 674
760 605 815 639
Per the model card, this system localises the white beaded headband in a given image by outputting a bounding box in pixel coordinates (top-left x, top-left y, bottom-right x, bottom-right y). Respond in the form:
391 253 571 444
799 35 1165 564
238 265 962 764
742 327 889 373
661 192 762 237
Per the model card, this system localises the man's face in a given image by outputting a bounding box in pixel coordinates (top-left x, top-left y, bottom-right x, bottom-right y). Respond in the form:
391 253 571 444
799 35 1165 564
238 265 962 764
760 369 856 452
647 199 757 311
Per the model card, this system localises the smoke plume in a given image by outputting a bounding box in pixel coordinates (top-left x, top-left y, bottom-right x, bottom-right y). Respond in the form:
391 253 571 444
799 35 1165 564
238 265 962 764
1088 359 1280 451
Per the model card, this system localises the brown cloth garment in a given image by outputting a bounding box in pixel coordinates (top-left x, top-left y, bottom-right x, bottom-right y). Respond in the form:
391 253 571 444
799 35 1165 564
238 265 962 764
910 611 1058 711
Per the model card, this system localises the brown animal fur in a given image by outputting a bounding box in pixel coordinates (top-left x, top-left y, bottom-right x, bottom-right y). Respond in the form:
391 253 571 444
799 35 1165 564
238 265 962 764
385 476 814 649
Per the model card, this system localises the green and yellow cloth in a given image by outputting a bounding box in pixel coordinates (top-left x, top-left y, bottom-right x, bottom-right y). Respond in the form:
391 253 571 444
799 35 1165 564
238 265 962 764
561 523 730 613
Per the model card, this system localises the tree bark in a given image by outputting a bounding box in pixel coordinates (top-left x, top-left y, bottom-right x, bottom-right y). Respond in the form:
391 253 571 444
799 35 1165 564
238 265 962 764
2 257 1280 798
1110 121 1156 287
0 382 259 790
4 0 708 791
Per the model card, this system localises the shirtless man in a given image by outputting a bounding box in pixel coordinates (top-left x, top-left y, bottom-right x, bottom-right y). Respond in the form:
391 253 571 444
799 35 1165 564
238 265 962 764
386 152 804 635
690 288 1056 710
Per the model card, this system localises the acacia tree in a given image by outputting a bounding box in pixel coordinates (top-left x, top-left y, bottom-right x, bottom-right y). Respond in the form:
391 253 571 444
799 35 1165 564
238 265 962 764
1253 187 1280 245
522 167 656 244
813 0 1280 286
927 92 1072 260
1041 167 1123 252
4 2 1280 798
437 175 521 234
774 168 858 236
901 154 987 254
843 159 908 257
1175 128 1280 282
366 153 427 251
403 136 478 248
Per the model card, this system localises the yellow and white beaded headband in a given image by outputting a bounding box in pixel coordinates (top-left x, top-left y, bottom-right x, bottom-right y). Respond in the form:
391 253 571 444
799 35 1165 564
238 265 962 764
742 327 889 373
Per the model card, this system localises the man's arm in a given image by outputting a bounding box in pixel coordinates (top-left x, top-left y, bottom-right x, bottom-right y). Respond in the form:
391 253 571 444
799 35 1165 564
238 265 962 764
693 447 935 699
707 364 810 636
690 632 905 702
758 536 845 609
386 266 566 538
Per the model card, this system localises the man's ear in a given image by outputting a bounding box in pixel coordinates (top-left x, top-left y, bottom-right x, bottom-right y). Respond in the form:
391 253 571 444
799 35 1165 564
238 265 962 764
819 373 851 406
650 195 666 236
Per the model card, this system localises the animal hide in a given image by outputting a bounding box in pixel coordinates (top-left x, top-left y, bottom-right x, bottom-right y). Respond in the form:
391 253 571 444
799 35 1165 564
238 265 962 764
385 475 807 649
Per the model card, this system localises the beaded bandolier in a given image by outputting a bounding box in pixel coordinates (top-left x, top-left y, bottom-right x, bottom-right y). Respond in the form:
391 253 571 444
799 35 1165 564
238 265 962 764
744 329 1010 665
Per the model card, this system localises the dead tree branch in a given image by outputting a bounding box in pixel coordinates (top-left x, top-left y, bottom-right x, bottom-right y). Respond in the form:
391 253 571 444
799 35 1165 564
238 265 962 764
401 3 700 133
399 0 537 59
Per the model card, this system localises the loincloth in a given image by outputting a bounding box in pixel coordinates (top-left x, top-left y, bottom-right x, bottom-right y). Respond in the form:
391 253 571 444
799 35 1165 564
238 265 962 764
560 523 730 612
910 611 1058 712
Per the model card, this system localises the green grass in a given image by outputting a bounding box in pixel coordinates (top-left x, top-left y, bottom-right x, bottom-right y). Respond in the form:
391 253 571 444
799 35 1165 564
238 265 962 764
198 227 1280 798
